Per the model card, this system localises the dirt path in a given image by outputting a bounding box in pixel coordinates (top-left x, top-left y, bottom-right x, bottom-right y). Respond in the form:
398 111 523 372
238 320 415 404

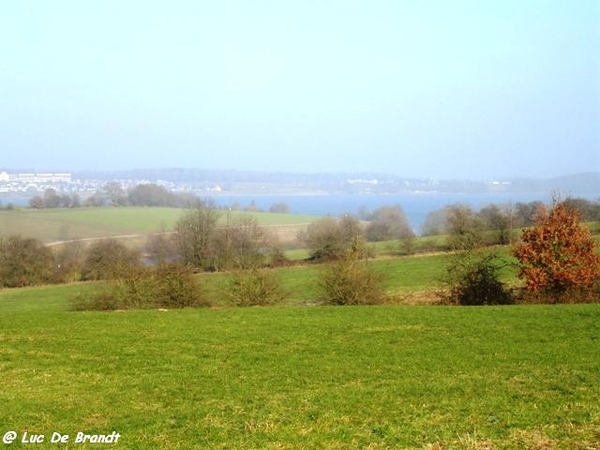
45 223 311 247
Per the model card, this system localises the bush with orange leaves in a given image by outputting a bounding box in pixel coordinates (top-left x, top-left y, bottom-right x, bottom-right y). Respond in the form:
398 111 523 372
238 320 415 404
512 201 600 296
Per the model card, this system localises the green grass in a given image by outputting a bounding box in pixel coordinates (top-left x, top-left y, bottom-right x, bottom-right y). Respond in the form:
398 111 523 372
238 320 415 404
0 286 599 449
266 250 516 305
369 235 449 256
196 254 454 307
0 207 320 243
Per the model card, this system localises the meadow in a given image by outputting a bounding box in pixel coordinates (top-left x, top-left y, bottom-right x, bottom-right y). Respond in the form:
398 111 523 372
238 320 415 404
1 253 599 449
0 207 320 245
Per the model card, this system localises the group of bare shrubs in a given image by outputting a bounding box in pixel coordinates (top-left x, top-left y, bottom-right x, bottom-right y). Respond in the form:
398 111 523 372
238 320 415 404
302 207 416 258
298 215 387 305
72 263 207 311
299 215 368 261
0 236 145 288
174 201 287 271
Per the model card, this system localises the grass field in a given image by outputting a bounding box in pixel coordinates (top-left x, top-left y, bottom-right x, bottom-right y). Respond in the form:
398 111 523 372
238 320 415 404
0 207 320 244
0 284 598 449
1 208 599 447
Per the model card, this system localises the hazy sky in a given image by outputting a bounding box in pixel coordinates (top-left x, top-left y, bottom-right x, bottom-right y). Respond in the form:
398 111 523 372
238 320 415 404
1 1 598 179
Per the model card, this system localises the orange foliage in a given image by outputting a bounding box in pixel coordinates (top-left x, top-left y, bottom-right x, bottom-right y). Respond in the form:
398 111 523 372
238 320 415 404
512 202 600 293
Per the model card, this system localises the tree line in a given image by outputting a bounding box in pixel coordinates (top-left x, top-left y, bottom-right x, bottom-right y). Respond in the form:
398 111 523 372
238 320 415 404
25 183 292 214
420 197 600 246
29 183 196 209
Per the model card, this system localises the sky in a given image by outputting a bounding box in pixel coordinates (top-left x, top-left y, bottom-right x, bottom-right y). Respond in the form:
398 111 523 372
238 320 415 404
1 0 599 179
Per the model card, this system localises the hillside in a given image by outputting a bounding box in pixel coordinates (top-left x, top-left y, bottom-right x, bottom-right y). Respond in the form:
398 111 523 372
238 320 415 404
0 207 320 244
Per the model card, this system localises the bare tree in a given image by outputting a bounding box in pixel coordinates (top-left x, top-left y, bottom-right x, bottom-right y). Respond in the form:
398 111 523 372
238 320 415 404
213 214 271 270
445 204 484 250
81 239 141 280
103 182 127 206
269 202 290 214
366 205 416 254
366 205 413 241
175 200 221 270
478 204 512 245
301 215 368 261
29 196 45 209
514 201 545 228
421 208 448 236
145 231 179 266
43 188 62 208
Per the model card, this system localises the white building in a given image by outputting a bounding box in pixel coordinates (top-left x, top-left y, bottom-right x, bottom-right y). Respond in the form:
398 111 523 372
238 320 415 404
9 172 72 183
36 173 72 183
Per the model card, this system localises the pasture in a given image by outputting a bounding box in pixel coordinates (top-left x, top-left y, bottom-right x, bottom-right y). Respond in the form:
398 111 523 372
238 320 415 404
0 207 320 245
1 274 599 448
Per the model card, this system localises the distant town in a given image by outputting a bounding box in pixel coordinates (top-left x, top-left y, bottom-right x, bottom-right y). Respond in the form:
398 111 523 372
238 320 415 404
0 170 193 200
0 169 598 207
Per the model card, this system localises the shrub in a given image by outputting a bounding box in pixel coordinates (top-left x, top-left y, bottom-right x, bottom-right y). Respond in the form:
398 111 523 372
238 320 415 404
71 289 121 311
300 217 345 260
266 245 289 268
318 252 385 305
0 235 56 287
301 216 369 261
226 268 286 306
81 239 141 281
440 251 512 306
72 264 207 311
152 263 207 308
